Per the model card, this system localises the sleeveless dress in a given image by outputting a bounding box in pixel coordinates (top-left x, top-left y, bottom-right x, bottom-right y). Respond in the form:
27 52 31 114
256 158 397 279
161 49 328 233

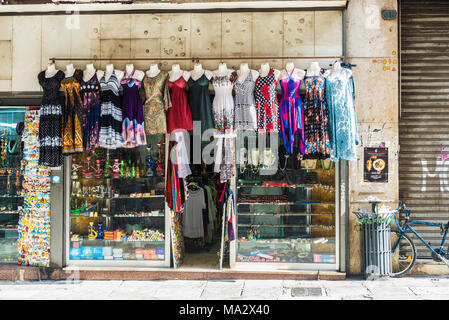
121 69 146 148
80 73 101 153
60 69 84 155
279 68 304 155
325 68 358 161
167 76 193 133
212 72 237 182
234 71 257 131
98 71 124 150
37 70 64 167
143 71 171 135
254 68 279 133
187 74 214 135
303 70 330 159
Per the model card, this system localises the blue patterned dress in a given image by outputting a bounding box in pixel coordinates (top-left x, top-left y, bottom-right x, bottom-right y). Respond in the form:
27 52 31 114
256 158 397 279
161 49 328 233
325 68 358 161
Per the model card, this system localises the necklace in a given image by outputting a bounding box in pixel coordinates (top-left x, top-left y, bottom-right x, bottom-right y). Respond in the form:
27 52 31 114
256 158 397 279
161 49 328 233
279 154 289 171
321 159 332 171
8 140 17 154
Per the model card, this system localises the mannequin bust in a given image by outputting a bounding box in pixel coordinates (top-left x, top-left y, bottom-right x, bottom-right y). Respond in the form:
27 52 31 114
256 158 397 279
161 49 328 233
104 64 124 82
306 62 330 77
237 63 259 83
190 63 213 81
83 63 103 82
329 61 352 79
279 62 305 81
168 64 190 82
146 63 161 78
213 63 234 77
259 63 280 81
124 63 144 82
45 63 59 78
64 64 76 78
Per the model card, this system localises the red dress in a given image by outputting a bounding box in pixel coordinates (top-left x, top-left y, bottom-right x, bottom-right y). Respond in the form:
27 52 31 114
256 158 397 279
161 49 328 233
167 76 193 133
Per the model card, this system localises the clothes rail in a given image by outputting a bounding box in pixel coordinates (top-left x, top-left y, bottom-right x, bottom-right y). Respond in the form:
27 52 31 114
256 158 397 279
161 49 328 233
50 56 345 63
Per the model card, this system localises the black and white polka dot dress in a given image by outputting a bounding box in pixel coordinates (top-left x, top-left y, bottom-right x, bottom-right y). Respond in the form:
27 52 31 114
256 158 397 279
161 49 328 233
254 68 280 133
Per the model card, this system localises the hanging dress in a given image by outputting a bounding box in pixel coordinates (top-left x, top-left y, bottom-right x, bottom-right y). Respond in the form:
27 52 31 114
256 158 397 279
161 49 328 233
254 68 280 133
98 71 123 150
60 69 84 155
143 71 172 135
187 74 214 135
167 75 193 133
37 70 65 167
279 68 304 155
121 68 146 148
212 72 237 182
80 72 101 153
303 70 331 159
234 71 257 131
325 68 358 161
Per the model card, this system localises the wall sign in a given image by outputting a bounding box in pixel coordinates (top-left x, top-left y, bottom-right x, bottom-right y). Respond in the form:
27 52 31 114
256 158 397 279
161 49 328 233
364 147 388 183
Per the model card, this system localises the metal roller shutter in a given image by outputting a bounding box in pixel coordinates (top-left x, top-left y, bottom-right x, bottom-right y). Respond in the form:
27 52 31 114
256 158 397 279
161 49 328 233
400 0 449 259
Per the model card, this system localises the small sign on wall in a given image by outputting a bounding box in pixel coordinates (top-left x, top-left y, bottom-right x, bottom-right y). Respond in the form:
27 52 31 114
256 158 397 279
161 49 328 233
364 147 388 183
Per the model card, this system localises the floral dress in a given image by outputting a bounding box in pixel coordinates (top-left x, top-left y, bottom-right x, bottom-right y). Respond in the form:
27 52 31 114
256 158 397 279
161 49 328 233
303 70 330 159
60 69 84 155
254 68 279 133
143 71 172 135
234 71 257 131
80 73 101 153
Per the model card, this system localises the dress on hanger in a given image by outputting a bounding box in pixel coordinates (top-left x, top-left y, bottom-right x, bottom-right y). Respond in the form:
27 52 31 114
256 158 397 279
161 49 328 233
60 69 84 155
121 68 146 148
37 70 65 167
303 69 330 159
279 68 304 155
80 73 101 153
187 74 214 135
254 68 279 133
234 71 257 131
167 76 193 133
325 67 357 161
143 71 171 135
98 71 124 149
212 72 237 182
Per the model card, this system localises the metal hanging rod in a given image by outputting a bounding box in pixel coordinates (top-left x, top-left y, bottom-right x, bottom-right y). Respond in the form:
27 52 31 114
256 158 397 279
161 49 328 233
50 56 345 63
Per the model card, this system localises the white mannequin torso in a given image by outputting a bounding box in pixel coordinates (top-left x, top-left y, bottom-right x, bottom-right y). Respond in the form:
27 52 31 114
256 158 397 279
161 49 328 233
146 64 161 78
64 64 76 78
306 62 330 78
213 63 234 78
168 64 190 82
279 62 305 81
104 64 124 82
83 63 103 82
328 61 352 79
124 64 144 82
190 64 213 81
236 63 259 83
45 64 59 78
258 63 280 81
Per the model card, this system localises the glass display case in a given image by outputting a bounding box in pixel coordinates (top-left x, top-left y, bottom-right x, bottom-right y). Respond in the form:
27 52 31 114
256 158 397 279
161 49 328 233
0 108 26 264
66 134 170 267
233 136 338 270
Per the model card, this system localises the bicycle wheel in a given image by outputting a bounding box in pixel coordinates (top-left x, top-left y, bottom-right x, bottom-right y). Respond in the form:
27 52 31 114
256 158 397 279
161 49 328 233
390 229 417 277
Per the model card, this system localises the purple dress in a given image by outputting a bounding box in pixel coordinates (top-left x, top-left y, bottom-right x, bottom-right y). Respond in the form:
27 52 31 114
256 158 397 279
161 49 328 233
121 69 146 148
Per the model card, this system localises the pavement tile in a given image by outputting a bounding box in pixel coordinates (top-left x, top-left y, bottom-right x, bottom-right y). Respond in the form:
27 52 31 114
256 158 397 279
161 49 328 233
365 286 416 297
324 285 371 298
243 280 283 289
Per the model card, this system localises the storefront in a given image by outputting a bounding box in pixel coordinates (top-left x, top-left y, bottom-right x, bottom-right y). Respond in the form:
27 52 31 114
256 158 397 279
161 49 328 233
0 0 357 274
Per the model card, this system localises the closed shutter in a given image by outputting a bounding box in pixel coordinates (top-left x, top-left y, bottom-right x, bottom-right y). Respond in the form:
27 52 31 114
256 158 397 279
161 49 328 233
400 0 449 259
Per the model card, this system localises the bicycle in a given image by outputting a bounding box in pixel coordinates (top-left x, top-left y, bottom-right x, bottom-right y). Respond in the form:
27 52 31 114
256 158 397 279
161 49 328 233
390 202 449 277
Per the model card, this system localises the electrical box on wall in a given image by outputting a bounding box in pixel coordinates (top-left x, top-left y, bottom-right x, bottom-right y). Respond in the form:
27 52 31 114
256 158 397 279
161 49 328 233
382 10 397 20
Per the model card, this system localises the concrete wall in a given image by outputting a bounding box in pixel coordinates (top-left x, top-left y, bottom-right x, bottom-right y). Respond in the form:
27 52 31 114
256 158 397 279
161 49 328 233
0 11 342 92
346 0 399 275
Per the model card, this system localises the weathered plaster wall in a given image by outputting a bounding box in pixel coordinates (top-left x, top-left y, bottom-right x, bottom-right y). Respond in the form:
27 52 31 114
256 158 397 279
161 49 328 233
346 0 399 275
0 11 342 92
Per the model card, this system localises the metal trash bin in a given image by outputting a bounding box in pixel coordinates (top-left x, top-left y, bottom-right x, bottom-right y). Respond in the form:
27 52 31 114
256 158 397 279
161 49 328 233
355 207 394 279
362 218 392 279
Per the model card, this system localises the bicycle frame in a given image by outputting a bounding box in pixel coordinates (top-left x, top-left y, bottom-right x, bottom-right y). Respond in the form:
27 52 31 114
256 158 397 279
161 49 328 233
393 205 449 259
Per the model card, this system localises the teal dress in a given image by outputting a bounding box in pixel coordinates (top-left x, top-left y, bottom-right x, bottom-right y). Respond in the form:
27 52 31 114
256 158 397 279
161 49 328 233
325 68 358 161
187 74 214 135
